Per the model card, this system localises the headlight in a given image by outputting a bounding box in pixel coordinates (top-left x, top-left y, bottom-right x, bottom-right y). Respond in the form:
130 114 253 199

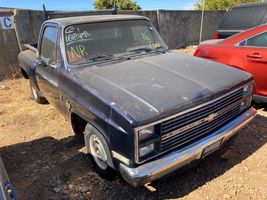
139 143 155 157
137 126 159 159
240 81 254 111
243 81 254 97
138 126 154 140
240 96 252 110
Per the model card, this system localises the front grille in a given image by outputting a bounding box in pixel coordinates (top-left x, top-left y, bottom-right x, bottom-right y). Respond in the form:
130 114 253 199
160 88 243 152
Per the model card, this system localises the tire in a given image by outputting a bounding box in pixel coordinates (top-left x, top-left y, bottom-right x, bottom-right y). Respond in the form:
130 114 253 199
84 124 116 180
29 82 47 104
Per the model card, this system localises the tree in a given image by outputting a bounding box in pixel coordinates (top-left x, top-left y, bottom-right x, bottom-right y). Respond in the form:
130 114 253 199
93 0 141 10
194 0 261 10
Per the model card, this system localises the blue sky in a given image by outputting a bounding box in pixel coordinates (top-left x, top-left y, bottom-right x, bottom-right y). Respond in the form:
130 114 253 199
0 0 196 10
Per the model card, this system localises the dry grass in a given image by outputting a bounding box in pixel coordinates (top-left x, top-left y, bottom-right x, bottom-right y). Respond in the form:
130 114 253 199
0 78 72 147
174 45 197 55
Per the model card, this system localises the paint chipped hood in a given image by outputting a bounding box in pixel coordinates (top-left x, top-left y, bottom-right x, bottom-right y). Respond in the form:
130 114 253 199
71 51 251 126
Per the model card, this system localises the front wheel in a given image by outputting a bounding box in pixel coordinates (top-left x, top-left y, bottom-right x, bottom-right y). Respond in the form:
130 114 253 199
84 124 116 180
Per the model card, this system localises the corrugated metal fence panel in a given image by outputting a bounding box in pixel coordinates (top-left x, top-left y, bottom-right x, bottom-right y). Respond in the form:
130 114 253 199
0 9 226 79
157 10 226 49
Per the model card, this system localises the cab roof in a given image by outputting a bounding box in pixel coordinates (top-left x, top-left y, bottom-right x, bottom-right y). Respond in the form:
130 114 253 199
46 14 148 27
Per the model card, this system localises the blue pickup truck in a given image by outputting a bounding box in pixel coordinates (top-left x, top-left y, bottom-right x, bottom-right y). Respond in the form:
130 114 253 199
18 14 256 187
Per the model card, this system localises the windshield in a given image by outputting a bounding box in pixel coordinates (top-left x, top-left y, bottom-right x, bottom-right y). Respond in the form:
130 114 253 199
64 20 168 66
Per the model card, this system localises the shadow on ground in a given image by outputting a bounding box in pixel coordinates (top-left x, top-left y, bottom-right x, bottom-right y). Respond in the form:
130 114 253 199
253 101 267 111
1 112 266 200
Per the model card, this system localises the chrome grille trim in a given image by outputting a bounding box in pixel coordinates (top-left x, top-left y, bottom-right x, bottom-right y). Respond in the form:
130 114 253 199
134 85 245 164
160 88 243 151
161 90 243 133
161 108 240 150
161 100 241 141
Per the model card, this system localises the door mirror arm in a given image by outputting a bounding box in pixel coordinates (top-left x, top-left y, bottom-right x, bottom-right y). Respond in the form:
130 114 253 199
36 51 45 66
36 59 47 66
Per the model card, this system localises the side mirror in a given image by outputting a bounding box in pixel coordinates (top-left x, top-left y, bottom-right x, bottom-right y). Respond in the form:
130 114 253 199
36 56 52 67
36 59 47 66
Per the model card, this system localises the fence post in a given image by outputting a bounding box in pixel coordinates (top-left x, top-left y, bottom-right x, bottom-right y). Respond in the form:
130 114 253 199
199 0 205 44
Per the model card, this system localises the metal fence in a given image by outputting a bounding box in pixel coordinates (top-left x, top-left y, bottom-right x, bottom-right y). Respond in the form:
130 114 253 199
0 8 226 78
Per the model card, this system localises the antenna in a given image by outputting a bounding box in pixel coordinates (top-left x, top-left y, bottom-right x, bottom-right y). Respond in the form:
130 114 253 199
42 4 49 20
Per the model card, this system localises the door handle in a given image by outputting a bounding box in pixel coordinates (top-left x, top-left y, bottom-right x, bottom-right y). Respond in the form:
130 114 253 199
247 53 262 59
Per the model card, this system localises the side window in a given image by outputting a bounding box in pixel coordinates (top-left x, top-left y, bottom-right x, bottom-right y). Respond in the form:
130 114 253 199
239 40 246 46
40 26 59 66
246 32 267 47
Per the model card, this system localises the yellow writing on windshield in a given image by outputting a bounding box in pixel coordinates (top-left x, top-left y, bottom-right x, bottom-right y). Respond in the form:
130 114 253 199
152 41 161 48
141 32 151 42
70 45 88 57
67 44 88 63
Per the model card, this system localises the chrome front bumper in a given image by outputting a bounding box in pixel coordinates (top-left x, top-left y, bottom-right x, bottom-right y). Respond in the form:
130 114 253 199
120 107 257 187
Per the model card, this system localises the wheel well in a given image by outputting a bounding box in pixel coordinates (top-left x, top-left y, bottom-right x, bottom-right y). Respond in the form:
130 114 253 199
20 67 29 79
71 113 87 136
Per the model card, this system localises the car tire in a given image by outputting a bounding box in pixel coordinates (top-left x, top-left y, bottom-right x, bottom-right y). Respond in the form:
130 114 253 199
30 82 47 104
84 124 116 180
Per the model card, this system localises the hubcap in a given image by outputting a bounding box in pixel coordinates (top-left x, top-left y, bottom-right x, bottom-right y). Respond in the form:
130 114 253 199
89 134 108 170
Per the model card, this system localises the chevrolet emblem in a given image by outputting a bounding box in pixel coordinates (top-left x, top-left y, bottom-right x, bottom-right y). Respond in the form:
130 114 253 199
205 113 218 122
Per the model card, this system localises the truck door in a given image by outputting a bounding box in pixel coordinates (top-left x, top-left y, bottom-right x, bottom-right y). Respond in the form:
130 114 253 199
35 25 63 110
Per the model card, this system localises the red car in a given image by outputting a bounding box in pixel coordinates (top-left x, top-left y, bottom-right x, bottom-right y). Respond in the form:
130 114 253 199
194 24 267 103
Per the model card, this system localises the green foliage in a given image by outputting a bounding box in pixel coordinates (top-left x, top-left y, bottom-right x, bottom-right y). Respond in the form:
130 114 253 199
194 0 261 10
93 0 141 10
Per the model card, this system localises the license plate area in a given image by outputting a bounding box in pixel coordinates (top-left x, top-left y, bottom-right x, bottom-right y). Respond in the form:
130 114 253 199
202 139 223 158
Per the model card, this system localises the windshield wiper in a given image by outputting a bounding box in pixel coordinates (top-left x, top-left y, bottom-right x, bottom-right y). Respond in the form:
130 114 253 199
72 54 126 66
127 47 153 53
89 54 114 61
127 46 163 54
71 55 113 65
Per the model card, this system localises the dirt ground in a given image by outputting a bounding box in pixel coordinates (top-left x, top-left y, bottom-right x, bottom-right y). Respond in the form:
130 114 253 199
0 48 267 200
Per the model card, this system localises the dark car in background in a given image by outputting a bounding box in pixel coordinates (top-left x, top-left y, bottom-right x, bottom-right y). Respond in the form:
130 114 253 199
214 2 267 39
0 157 16 200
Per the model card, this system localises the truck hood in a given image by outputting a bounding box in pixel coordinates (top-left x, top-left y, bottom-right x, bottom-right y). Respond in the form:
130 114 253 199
71 51 251 125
